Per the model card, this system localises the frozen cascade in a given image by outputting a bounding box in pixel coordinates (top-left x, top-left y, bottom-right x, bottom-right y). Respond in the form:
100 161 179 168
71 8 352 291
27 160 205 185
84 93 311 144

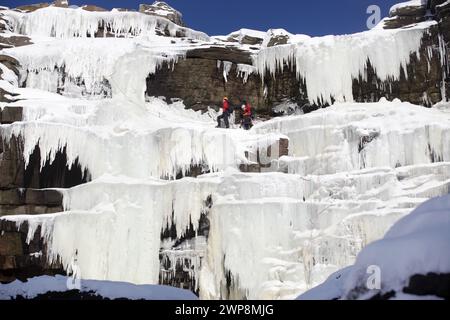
5 176 219 284
254 100 450 176
5 7 209 40
3 38 186 99
2 100 450 298
252 23 432 105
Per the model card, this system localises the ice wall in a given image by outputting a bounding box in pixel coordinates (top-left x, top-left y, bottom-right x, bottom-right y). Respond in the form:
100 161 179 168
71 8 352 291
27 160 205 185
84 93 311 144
2 99 450 299
254 100 450 176
200 161 450 299
5 175 218 284
253 23 432 105
5 7 209 40
3 38 186 100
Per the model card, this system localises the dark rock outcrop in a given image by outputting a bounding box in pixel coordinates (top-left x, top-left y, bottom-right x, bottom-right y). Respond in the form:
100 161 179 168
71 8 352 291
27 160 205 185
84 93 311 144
384 1 428 29
0 189 63 216
147 51 264 113
404 272 450 299
264 29 291 47
353 24 444 107
226 30 264 46
139 2 185 27
0 109 68 282
0 220 64 283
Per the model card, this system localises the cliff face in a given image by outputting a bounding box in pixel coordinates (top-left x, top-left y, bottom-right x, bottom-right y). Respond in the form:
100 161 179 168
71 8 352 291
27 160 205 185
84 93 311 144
147 2 449 115
0 1 449 299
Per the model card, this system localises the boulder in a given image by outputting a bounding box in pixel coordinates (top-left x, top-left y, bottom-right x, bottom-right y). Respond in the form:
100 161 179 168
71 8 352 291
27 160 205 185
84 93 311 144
403 273 450 299
53 0 69 8
263 29 292 47
389 1 428 17
384 0 428 29
139 2 185 26
226 29 265 46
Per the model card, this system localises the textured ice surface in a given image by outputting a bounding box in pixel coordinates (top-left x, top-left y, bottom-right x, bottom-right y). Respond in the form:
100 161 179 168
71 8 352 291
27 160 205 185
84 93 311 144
298 194 450 300
5 7 209 40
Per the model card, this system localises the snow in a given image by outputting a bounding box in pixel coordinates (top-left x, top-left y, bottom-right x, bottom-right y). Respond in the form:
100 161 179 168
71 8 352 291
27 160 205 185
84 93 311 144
261 28 310 48
0 275 198 300
253 22 434 105
297 194 450 300
227 28 266 42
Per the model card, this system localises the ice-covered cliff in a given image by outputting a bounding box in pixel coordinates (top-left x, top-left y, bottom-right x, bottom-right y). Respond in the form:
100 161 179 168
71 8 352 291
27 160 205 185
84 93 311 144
297 194 450 300
0 1 449 300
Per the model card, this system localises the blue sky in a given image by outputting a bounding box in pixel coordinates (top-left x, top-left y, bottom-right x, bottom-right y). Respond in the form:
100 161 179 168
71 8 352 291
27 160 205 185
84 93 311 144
3 0 401 36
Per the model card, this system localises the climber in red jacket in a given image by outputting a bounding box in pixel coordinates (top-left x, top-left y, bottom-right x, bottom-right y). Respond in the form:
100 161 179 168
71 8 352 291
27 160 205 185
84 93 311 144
217 97 231 128
241 100 253 130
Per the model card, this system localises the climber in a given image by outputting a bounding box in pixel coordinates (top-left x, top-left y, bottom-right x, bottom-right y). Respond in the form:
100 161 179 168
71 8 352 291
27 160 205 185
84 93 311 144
216 97 231 128
241 100 253 130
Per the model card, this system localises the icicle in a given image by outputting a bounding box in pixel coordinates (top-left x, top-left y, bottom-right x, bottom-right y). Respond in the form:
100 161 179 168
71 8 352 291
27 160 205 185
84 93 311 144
253 25 429 105
236 64 256 84
5 7 209 41
222 61 232 83
438 33 448 102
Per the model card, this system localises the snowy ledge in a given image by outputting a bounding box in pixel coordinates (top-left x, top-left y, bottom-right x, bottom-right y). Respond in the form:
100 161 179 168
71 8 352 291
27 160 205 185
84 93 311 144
0 275 198 300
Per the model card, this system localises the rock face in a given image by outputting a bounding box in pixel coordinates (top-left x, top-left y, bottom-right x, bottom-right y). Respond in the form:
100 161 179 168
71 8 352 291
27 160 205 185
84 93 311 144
384 1 428 29
147 48 264 112
435 0 450 99
0 105 84 282
0 219 64 283
147 0 449 115
352 25 444 106
0 189 63 216
139 2 185 27
147 30 445 115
